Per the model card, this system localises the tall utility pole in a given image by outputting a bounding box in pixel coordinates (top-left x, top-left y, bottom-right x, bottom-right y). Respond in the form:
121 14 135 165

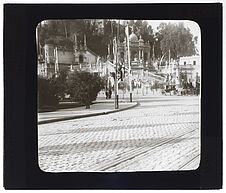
113 37 119 109
113 20 120 109
125 24 132 102
54 47 59 77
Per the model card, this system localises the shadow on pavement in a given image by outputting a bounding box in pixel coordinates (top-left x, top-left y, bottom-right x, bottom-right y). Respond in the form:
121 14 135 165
39 136 199 156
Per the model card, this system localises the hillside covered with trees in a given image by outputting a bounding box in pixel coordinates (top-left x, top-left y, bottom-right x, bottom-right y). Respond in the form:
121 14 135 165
37 19 198 61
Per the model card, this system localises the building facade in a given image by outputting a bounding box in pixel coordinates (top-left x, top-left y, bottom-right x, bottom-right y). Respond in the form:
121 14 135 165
38 34 99 78
178 55 200 87
37 30 200 95
115 28 152 93
117 28 151 76
158 55 201 91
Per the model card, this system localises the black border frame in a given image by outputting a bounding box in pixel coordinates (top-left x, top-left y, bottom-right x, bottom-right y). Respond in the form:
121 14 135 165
4 3 222 189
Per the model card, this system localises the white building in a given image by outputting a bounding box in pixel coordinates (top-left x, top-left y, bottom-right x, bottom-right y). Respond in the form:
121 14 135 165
157 55 200 90
38 34 99 78
179 55 201 87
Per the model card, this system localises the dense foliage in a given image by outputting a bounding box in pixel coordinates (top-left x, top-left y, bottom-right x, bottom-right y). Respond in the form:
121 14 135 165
37 19 198 60
49 69 69 100
38 77 59 108
38 70 105 109
156 22 197 59
67 71 105 108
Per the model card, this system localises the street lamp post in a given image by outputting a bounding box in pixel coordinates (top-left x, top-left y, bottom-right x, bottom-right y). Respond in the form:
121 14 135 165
113 20 120 109
113 37 119 109
125 24 132 102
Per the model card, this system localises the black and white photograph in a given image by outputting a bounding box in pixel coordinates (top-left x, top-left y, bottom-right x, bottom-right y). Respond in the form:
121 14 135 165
37 19 201 172
4 3 222 189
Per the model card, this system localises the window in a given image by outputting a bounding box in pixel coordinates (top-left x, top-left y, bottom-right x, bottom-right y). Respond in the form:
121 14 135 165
193 60 196 65
184 61 186 65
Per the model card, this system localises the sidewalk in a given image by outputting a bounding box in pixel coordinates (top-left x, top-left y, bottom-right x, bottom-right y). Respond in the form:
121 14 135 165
38 100 139 125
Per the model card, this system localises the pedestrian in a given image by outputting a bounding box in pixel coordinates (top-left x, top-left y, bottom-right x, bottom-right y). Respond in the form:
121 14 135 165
109 89 112 99
105 90 108 99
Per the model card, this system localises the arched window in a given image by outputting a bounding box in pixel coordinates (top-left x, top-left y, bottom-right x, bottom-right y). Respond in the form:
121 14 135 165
79 55 84 63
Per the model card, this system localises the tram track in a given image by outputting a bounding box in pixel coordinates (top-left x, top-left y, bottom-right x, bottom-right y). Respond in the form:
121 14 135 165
87 128 199 171
179 153 200 170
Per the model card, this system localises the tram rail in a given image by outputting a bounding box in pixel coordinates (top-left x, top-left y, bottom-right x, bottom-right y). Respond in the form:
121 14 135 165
88 128 199 171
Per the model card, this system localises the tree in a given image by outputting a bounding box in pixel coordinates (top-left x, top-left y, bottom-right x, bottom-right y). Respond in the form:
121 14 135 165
157 22 197 59
134 20 154 43
49 68 69 101
67 71 105 109
38 19 197 61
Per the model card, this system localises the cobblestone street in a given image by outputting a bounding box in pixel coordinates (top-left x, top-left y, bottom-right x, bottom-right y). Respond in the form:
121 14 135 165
38 96 200 172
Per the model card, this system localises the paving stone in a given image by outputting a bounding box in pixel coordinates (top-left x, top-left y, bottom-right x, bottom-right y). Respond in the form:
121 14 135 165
38 96 200 172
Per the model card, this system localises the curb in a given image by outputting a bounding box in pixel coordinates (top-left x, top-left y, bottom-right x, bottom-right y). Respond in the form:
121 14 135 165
38 102 140 125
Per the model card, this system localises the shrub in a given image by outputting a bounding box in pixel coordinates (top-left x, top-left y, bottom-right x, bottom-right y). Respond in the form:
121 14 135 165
49 69 69 101
67 71 104 108
38 76 59 108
